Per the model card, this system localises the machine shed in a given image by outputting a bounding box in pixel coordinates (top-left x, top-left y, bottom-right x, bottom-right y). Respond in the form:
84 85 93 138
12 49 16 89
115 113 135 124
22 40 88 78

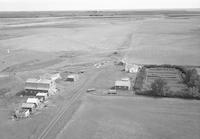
66 74 79 82
21 103 35 113
115 80 131 90
26 98 40 107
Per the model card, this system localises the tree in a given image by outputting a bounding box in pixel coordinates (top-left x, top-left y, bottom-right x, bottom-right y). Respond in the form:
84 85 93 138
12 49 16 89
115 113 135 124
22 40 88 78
184 69 199 87
151 78 168 96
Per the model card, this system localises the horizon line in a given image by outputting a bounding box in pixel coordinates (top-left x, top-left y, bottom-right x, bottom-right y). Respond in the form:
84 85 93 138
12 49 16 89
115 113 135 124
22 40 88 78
0 8 200 12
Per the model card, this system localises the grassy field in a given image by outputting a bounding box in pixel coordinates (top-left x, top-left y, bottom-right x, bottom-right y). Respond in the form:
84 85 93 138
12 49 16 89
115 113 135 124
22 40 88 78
0 13 200 67
57 94 200 139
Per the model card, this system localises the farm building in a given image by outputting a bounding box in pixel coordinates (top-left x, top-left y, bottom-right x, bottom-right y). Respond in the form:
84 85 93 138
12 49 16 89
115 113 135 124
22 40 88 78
125 63 140 73
26 98 40 107
21 103 35 113
115 80 131 90
66 74 79 82
25 78 56 95
108 89 117 94
36 92 48 102
121 77 130 82
15 109 30 119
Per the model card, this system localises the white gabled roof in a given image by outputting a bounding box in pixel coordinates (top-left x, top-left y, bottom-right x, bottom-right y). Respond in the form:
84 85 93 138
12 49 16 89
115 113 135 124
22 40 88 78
36 92 48 97
21 103 35 108
38 79 51 84
67 74 78 78
26 78 38 83
26 78 51 84
121 77 130 81
115 80 131 87
26 98 40 104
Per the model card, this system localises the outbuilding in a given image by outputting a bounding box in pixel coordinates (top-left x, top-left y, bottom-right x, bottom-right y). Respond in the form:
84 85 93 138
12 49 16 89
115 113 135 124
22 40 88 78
115 80 131 90
15 109 30 119
121 77 130 82
26 98 40 107
36 92 48 102
125 64 140 73
66 74 79 82
25 78 56 95
21 103 35 113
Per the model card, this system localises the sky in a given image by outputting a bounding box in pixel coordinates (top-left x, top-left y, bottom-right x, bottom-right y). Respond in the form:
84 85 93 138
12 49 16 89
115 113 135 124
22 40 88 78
0 0 199 11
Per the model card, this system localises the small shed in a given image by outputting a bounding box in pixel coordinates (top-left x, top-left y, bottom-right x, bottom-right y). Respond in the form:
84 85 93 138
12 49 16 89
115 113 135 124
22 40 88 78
125 64 140 73
108 89 117 94
121 77 130 82
15 109 30 119
26 98 40 107
36 92 48 102
66 74 79 82
115 80 131 90
21 103 35 113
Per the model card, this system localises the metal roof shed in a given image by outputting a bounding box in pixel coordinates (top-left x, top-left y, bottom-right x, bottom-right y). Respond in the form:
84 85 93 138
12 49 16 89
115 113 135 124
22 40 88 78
25 78 38 90
115 80 131 90
21 103 35 113
26 98 40 107
15 109 30 118
36 79 52 91
38 79 51 84
36 92 48 101
67 74 79 82
121 77 130 81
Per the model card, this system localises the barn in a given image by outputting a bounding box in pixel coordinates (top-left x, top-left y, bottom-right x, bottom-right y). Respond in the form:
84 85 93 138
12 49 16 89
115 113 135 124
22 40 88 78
25 78 56 95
